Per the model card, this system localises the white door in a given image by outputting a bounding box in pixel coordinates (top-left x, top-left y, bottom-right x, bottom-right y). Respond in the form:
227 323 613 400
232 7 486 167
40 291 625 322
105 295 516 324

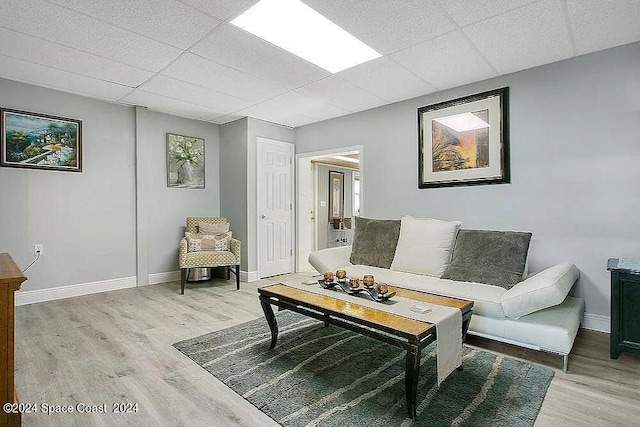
258 138 294 278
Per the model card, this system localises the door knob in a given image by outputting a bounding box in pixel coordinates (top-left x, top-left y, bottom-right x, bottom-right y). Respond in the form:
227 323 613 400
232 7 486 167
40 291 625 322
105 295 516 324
261 215 266 219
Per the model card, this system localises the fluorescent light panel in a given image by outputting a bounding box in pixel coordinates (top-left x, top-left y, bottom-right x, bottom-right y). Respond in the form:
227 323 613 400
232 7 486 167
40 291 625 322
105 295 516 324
333 155 359 163
231 0 381 73
433 113 490 133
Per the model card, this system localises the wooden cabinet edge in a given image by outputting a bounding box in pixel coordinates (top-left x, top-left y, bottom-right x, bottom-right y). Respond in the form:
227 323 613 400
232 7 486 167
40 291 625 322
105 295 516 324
1 253 27 427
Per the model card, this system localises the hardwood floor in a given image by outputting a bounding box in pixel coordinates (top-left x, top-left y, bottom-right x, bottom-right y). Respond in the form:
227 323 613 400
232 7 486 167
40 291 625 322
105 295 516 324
14 273 640 426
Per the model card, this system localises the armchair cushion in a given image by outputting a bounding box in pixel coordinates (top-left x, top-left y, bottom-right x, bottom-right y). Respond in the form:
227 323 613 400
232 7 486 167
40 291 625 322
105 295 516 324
181 250 239 269
198 221 230 234
185 231 232 252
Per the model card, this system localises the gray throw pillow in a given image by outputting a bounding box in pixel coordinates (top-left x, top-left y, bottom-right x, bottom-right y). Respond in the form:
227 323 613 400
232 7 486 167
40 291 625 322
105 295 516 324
441 229 532 289
349 217 401 269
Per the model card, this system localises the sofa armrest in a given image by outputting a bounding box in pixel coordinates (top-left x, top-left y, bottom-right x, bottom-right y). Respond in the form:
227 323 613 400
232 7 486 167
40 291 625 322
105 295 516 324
501 263 580 319
179 237 188 267
308 245 353 274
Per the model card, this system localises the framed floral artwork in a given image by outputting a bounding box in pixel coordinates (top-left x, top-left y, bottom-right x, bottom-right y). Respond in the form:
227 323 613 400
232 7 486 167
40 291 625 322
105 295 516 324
418 87 509 188
167 133 205 189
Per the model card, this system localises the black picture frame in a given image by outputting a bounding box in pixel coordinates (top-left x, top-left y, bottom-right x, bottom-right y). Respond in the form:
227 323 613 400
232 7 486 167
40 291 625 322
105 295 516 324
418 87 509 189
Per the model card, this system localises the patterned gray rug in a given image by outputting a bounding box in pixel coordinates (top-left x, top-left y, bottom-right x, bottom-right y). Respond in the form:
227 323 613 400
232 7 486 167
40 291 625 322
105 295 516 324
174 311 553 427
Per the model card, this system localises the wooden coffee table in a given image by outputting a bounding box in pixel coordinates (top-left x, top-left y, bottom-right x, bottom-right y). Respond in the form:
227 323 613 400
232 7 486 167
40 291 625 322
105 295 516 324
258 284 473 420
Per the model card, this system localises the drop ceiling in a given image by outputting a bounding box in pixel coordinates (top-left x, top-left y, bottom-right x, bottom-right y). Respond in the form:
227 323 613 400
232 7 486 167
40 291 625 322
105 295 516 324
0 0 638 128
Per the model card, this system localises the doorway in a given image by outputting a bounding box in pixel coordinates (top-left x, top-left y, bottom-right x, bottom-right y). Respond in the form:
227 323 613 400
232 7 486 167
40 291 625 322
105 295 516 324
257 137 295 278
296 146 363 272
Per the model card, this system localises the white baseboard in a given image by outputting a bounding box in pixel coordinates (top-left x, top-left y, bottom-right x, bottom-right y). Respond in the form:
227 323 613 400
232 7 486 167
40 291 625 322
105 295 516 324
582 312 610 333
15 276 137 306
241 270 259 282
148 271 181 285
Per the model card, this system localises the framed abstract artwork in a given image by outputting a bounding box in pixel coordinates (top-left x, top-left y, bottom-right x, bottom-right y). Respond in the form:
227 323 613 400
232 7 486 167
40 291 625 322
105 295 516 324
328 170 344 223
166 133 205 189
1 108 82 172
418 87 509 188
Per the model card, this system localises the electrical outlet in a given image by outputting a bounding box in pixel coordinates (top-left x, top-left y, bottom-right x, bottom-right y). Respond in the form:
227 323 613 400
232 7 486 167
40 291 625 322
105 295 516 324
34 244 43 256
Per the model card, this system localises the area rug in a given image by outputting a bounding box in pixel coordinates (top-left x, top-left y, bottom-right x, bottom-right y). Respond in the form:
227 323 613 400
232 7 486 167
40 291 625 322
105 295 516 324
174 311 553 427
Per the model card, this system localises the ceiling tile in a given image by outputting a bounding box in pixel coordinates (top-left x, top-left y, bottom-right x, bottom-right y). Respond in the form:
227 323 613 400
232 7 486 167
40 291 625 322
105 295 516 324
237 103 313 127
191 24 330 90
249 91 350 121
45 0 221 49
435 0 538 27
302 0 455 54
463 0 574 74
140 75 252 113
174 0 256 20
392 31 497 90
162 53 288 102
0 54 134 101
566 0 640 55
121 90 225 122
337 56 436 102
296 76 389 112
0 28 153 87
209 114 246 125
0 0 181 72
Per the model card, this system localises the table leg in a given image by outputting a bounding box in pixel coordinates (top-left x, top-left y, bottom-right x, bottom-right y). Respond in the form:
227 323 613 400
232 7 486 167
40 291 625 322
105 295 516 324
260 298 279 349
405 346 420 421
461 313 472 341
457 312 472 372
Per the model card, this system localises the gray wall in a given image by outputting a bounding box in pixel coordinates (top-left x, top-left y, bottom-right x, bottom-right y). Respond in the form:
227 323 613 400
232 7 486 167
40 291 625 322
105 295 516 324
0 78 220 292
220 118 248 271
139 109 220 277
295 42 640 319
0 78 136 290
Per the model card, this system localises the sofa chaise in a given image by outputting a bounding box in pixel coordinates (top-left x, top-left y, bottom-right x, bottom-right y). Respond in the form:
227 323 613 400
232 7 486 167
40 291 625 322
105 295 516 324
308 216 585 372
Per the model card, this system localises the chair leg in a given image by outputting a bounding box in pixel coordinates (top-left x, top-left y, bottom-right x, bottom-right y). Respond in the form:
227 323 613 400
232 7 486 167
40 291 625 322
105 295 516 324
180 268 188 294
235 265 240 290
226 266 231 280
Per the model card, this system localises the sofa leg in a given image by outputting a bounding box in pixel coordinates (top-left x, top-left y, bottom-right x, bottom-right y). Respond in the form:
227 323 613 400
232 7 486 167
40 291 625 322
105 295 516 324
180 268 188 295
562 354 568 373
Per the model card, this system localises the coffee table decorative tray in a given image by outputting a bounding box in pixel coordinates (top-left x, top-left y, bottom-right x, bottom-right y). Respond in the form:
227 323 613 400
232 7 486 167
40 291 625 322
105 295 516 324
318 280 396 302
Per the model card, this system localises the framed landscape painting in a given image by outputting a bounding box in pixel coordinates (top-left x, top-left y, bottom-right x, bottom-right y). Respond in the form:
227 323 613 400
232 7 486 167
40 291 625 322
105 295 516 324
418 87 509 188
167 133 205 189
1 108 82 172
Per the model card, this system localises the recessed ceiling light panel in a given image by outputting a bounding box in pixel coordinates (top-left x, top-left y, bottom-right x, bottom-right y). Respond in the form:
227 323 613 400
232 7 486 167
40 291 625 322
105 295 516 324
231 0 381 73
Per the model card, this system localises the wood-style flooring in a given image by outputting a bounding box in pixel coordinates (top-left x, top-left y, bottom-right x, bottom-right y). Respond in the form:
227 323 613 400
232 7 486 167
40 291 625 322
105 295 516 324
14 273 640 426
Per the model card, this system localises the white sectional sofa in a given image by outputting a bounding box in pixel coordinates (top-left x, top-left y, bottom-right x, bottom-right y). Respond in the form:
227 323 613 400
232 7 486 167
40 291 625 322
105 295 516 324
308 217 585 372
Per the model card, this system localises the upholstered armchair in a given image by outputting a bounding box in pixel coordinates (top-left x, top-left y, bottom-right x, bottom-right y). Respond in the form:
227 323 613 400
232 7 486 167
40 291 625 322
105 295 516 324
179 217 241 294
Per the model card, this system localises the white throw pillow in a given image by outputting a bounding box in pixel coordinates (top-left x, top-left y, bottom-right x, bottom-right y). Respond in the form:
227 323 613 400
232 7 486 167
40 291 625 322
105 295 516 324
501 263 580 319
390 216 462 277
